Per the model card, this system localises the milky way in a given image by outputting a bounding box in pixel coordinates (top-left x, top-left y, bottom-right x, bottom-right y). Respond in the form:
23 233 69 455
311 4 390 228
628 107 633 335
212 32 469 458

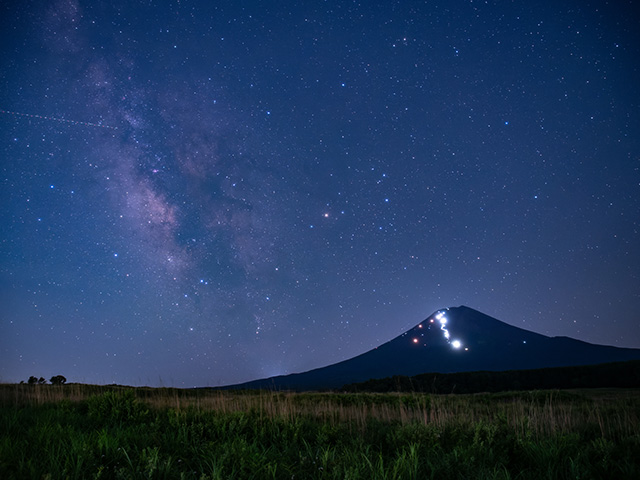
1 0 639 386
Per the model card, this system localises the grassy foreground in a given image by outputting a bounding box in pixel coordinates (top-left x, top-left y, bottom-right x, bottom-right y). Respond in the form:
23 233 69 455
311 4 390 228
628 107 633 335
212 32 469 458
1 384 639 479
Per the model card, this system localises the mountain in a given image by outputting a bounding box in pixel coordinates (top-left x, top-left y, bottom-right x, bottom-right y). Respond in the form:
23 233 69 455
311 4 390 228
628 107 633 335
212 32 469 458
223 305 640 391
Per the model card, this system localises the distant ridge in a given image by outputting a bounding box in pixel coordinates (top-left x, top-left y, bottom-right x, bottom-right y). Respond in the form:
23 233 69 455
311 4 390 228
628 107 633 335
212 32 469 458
343 360 640 393
222 306 640 391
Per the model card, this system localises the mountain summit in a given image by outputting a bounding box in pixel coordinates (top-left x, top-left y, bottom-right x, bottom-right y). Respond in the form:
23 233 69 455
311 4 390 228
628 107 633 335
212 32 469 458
224 306 640 391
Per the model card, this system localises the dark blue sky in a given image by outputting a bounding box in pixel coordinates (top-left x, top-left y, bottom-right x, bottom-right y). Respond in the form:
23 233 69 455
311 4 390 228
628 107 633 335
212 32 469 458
1 0 639 387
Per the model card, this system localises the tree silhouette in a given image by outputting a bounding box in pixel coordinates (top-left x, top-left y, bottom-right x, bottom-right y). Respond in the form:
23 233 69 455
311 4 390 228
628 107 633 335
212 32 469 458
50 375 67 385
37 377 46 385
28 376 38 385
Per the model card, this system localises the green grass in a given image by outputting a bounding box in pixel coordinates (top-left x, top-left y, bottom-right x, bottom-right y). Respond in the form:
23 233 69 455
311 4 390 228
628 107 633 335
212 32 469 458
1 384 639 479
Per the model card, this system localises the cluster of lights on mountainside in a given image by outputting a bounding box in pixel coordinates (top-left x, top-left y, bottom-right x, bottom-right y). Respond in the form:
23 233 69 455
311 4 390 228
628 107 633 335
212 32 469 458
411 309 469 351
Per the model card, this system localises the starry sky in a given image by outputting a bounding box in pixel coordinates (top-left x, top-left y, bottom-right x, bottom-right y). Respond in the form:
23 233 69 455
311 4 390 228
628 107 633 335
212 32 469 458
1 0 639 387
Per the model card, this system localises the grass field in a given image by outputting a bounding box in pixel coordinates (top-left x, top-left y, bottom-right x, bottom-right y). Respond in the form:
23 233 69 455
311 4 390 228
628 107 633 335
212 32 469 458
1 384 639 479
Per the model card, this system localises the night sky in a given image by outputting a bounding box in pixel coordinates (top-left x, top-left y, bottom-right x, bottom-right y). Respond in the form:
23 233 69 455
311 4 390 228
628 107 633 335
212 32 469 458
1 0 639 387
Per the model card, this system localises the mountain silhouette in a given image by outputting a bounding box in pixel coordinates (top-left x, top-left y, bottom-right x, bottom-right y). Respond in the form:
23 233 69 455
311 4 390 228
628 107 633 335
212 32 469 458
224 305 640 391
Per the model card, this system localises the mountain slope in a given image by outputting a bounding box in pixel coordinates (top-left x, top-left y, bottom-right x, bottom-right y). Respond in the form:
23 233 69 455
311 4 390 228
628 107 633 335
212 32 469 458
223 305 640 391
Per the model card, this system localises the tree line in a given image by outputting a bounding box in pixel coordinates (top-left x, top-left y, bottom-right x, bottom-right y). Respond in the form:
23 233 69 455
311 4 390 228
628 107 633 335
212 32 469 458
20 375 67 385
